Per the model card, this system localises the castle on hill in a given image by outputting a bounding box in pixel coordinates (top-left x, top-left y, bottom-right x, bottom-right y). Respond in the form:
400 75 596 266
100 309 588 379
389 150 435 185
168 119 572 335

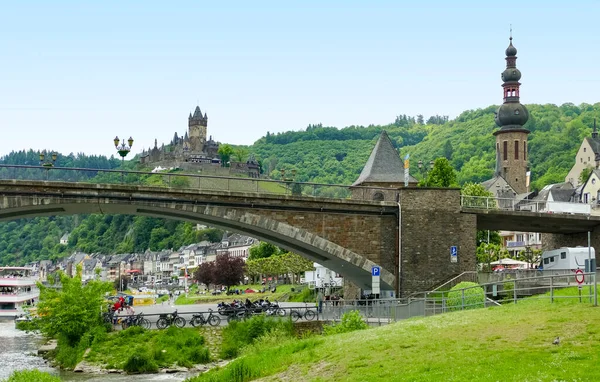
139 106 259 177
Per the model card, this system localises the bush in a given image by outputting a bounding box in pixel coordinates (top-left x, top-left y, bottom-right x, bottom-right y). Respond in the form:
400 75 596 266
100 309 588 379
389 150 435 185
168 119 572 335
445 281 485 311
123 352 159 374
4 370 61 382
323 310 368 335
15 319 39 332
219 315 293 359
288 288 315 303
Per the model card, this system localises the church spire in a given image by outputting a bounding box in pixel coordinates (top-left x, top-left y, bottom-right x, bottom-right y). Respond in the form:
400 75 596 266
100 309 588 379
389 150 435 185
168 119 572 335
494 34 529 130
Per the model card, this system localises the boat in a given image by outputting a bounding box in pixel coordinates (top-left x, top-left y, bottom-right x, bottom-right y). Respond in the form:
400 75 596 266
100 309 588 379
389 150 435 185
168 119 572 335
0 267 40 319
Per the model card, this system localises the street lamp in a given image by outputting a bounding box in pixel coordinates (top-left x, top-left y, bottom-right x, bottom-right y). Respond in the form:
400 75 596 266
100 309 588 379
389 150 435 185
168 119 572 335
39 151 58 180
114 136 134 182
525 246 533 269
417 159 434 184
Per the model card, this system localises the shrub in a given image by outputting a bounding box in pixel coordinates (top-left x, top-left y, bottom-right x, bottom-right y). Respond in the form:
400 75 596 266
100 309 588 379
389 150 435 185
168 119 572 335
4 370 61 382
15 319 39 332
219 315 293 359
288 287 315 303
123 352 159 374
445 281 485 311
323 310 368 335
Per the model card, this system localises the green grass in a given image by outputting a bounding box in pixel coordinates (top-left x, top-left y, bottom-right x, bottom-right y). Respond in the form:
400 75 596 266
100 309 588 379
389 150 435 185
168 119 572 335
176 284 303 305
189 286 600 381
3 370 61 382
85 326 210 371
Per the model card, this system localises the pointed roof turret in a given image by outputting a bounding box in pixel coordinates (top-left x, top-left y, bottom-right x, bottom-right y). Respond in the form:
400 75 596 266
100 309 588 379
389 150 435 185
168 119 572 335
352 131 417 186
193 106 202 118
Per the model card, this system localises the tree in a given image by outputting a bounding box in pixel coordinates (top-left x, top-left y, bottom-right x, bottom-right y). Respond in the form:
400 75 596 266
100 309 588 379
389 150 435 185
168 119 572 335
476 243 502 272
218 144 234 167
248 242 280 260
214 254 245 289
420 158 457 187
193 261 216 289
579 166 594 185
36 266 113 346
416 114 424 125
462 183 501 246
443 140 453 160
233 147 248 162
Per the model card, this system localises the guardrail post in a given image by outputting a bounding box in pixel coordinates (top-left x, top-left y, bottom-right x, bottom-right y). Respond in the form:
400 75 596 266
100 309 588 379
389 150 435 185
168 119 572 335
461 289 465 310
513 279 517 304
550 276 554 303
595 272 598 307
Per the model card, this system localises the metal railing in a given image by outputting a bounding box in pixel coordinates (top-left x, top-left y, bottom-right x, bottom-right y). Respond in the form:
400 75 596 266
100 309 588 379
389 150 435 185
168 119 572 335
460 195 591 215
321 272 598 326
0 164 394 201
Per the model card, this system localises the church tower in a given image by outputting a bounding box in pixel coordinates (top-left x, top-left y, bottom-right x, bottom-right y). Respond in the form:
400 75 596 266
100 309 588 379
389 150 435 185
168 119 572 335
493 34 529 194
188 106 208 152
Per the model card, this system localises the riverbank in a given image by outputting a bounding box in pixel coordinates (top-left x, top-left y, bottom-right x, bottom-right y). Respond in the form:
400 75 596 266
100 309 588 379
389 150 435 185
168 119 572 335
190 287 600 381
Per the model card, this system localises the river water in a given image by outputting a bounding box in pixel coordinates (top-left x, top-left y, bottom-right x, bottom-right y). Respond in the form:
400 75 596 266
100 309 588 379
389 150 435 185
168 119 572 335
0 321 196 382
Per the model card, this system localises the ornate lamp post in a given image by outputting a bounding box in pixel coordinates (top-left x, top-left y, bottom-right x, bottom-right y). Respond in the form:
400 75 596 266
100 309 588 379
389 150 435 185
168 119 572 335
417 160 434 184
39 151 58 180
113 136 134 182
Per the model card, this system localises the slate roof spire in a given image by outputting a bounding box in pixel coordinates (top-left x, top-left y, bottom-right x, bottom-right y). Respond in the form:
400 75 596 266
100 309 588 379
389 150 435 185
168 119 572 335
352 131 417 186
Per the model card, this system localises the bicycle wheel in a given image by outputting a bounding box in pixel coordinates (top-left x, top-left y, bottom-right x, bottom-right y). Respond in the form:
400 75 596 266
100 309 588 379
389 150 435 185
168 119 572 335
121 321 129 330
142 319 151 329
190 317 202 327
290 310 301 322
304 310 316 321
208 315 221 327
276 308 286 317
156 318 168 329
174 317 186 328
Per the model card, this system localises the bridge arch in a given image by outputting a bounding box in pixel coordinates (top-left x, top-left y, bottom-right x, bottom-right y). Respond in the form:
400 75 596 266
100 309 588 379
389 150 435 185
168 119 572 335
0 182 395 290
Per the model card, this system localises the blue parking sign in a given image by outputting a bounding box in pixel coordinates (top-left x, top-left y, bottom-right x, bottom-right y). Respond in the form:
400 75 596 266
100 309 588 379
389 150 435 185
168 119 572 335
450 246 458 263
371 266 380 276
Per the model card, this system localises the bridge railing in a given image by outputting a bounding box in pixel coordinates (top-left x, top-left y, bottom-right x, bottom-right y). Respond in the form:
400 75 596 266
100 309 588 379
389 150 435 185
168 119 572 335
0 164 393 201
460 195 590 215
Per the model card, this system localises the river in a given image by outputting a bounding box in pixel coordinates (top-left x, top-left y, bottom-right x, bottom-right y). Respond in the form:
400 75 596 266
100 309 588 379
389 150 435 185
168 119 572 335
0 321 197 382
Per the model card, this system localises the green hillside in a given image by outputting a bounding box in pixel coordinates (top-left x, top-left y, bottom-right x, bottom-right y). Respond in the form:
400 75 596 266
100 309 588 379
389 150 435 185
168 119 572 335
0 102 598 265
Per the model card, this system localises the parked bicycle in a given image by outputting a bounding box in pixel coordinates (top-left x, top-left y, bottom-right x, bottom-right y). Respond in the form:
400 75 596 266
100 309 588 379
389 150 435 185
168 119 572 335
156 310 186 329
190 309 221 327
290 309 316 322
121 313 151 330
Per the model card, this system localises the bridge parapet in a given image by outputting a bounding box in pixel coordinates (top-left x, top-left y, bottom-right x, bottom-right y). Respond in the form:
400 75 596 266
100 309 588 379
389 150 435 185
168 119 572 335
0 164 395 202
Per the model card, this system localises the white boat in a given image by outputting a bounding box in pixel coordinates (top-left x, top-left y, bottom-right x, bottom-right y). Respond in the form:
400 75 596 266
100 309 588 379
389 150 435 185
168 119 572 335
0 267 40 319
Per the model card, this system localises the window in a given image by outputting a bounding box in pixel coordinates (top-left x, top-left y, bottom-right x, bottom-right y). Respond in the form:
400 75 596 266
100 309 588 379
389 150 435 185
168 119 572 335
581 158 583 163
584 148 587 152
503 141 508 161
544 258 549 265
524 142 527 161
372 192 384 201
550 257 555 263
514 140 519 160
560 252 567 259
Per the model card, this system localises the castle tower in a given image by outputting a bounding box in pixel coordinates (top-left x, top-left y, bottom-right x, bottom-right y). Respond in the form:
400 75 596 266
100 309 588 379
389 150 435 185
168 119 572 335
493 33 530 194
188 106 208 152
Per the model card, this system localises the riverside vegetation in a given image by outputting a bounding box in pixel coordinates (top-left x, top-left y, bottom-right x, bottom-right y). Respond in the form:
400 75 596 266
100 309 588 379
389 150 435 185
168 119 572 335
0 103 598 266
26 266 212 374
189 287 600 382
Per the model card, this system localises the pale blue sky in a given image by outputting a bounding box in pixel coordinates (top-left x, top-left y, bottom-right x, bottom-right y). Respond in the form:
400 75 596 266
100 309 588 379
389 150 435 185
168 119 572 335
1 1 599 158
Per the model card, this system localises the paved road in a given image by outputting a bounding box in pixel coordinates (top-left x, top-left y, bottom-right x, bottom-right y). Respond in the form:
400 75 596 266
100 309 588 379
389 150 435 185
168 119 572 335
113 301 317 329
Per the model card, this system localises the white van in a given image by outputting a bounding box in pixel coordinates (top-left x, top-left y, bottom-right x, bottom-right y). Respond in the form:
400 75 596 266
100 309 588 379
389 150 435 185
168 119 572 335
541 247 596 271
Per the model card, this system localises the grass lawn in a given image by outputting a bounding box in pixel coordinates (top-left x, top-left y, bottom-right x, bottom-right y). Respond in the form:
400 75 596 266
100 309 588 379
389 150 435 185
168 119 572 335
191 286 600 381
176 284 306 305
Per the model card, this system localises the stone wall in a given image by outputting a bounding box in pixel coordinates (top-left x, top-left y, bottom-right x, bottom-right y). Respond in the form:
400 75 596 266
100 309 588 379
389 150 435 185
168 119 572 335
542 229 600 252
398 188 477 296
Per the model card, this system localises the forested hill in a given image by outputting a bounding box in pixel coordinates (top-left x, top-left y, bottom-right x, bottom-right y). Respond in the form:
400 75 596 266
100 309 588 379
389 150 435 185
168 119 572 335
0 102 597 265
250 103 599 191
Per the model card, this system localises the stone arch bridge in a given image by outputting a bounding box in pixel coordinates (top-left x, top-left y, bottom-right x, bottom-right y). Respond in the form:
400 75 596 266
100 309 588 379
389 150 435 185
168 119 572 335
0 179 480 297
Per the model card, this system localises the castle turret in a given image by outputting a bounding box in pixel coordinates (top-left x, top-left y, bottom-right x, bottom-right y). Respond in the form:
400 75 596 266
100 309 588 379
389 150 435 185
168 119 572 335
493 33 530 194
188 106 208 152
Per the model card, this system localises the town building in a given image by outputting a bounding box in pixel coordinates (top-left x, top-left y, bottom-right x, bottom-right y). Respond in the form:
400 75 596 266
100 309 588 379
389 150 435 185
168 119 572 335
565 119 600 187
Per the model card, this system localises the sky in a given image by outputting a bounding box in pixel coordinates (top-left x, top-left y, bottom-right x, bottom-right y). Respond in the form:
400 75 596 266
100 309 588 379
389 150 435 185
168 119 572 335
1 1 600 158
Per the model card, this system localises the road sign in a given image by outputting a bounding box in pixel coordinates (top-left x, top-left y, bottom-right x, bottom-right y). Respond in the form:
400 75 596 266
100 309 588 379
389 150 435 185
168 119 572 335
371 266 381 294
575 269 585 284
372 266 381 277
450 246 458 263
